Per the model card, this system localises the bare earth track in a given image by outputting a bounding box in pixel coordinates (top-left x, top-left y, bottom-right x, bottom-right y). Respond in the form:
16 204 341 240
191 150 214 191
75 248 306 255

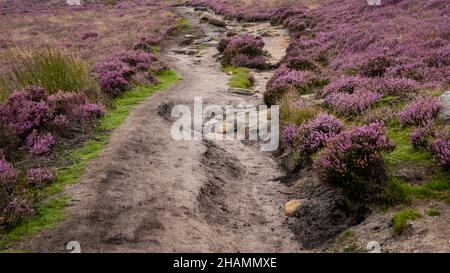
15 7 300 253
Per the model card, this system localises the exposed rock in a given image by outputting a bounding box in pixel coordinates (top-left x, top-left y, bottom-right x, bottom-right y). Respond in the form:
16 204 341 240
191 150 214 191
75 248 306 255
203 36 213 42
438 90 450 123
228 88 255 96
194 6 208 12
284 200 304 217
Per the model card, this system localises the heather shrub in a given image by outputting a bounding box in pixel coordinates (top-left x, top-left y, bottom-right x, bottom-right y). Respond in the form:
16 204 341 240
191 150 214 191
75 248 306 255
285 56 317 71
48 91 105 129
358 55 393 77
410 123 435 148
414 125 450 169
26 130 55 157
0 48 98 95
1 197 32 226
93 59 134 96
314 122 396 199
398 96 442 126
27 167 55 188
368 77 419 96
115 51 152 70
428 129 450 169
264 68 313 105
0 88 50 138
220 34 268 69
318 76 369 98
282 125 298 147
292 113 344 155
0 158 16 186
324 90 382 116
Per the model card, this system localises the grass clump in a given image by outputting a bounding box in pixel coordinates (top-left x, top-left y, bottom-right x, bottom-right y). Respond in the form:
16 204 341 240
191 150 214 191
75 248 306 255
0 70 180 250
0 48 98 96
224 67 254 89
426 208 441 217
391 209 421 236
334 229 358 253
175 18 191 33
279 94 320 127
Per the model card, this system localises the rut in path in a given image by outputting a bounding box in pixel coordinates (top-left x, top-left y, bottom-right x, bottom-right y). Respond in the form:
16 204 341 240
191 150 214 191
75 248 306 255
15 7 299 253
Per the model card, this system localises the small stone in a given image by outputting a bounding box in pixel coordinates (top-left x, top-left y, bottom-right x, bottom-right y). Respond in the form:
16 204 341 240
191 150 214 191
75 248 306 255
284 199 303 217
438 90 450 123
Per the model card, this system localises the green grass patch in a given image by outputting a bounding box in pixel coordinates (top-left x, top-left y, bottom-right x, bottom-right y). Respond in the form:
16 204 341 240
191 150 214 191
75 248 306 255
0 70 180 250
386 126 434 165
224 67 254 89
174 18 191 33
426 208 441 217
410 171 450 203
385 170 450 207
391 209 421 236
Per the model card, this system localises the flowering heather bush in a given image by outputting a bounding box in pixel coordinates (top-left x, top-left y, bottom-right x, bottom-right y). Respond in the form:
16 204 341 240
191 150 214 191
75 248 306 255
98 71 131 96
411 123 435 148
264 68 313 105
293 113 344 155
27 167 55 188
220 34 268 69
26 130 55 157
282 125 298 147
398 96 442 126
367 77 419 96
0 89 50 138
1 197 32 226
428 129 450 169
72 103 106 123
0 159 16 186
285 56 317 71
314 122 396 198
325 90 382 116
357 55 393 78
115 51 152 71
318 76 369 98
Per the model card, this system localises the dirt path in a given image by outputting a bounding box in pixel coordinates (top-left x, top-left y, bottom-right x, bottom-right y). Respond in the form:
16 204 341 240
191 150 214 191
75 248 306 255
15 7 299 253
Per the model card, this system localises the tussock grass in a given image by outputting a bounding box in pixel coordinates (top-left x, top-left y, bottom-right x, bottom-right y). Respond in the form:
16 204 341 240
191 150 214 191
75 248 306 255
391 209 421 236
0 48 98 96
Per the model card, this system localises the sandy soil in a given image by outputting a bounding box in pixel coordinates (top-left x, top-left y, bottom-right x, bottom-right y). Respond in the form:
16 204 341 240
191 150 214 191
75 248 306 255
13 7 300 253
